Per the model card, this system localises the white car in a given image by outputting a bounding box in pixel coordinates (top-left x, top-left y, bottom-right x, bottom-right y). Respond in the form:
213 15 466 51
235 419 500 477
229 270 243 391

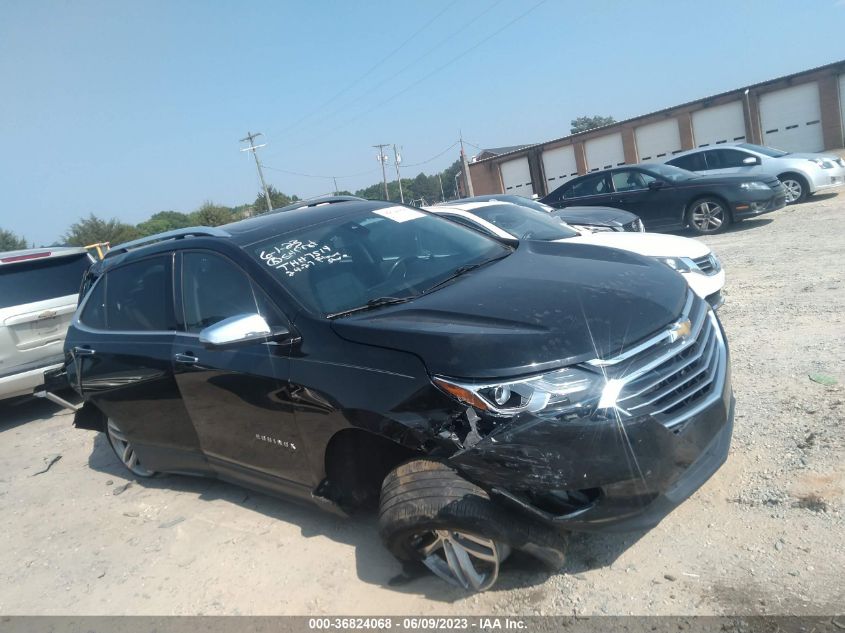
664 143 845 204
426 201 725 309
0 247 94 401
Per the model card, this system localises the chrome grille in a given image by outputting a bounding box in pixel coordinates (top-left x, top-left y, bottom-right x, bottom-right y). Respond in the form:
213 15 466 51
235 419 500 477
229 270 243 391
692 253 719 275
588 292 726 430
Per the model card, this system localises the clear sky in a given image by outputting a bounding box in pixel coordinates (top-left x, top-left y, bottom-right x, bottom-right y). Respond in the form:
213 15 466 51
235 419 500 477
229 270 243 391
1 0 844 245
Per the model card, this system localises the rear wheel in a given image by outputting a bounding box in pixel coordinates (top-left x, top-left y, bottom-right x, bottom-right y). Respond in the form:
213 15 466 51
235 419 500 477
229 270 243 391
106 418 157 478
378 459 566 592
779 173 808 204
687 197 730 235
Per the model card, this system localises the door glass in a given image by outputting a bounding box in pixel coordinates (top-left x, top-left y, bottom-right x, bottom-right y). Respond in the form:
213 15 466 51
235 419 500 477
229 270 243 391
181 252 284 333
668 152 707 171
105 256 174 331
611 170 655 192
713 149 751 168
566 173 610 198
79 277 106 329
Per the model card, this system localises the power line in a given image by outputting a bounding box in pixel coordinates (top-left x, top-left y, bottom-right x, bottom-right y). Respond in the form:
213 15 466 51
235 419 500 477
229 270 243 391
284 1 546 153
267 0 458 140
281 0 505 144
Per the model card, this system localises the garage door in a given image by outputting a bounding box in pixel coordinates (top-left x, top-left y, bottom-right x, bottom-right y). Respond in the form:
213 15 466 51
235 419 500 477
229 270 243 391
585 133 625 172
500 156 534 197
839 74 845 146
635 119 682 161
692 101 746 147
541 145 578 194
760 82 823 152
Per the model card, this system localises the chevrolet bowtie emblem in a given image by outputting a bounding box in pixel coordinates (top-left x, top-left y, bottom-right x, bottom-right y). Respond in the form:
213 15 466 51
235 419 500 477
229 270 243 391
669 318 693 343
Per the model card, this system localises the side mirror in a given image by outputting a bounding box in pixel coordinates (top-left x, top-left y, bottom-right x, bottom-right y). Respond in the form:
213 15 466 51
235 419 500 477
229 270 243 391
648 180 666 190
742 156 760 165
199 313 287 347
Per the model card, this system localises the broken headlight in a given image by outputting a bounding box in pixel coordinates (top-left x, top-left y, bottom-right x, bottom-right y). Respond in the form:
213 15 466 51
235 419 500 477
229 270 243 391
433 366 615 418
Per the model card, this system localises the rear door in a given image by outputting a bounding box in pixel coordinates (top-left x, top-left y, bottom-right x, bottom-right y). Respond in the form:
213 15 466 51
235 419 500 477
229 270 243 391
172 250 311 487
69 254 204 472
701 148 760 177
546 172 614 209
609 168 688 229
0 252 91 382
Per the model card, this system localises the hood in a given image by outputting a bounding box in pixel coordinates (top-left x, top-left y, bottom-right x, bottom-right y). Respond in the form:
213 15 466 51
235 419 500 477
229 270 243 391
550 206 636 226
331 241 688 379
783 152 841 161
563 231 711 259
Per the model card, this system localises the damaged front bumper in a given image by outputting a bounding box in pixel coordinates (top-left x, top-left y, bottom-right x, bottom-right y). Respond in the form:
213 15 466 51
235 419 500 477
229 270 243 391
448 368 734 534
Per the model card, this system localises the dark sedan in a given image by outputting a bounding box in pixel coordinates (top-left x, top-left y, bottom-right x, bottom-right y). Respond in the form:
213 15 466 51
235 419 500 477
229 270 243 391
541 163 787 235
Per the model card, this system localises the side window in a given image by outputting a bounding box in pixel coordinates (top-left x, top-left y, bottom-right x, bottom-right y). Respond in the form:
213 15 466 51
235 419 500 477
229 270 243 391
181 252 284 333
611 170 655 192
105 256 174 332
668 153 706 171
567 174 610 198
714 149 751 168
79 276 106 329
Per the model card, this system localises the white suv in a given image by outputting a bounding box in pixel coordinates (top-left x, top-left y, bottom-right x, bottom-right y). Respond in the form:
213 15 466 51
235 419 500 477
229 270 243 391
0 247 93 401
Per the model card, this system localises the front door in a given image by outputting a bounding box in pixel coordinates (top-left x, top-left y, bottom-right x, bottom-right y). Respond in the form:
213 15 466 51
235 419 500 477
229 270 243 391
172 250 312 488
609 169 681 229
69 254 205 473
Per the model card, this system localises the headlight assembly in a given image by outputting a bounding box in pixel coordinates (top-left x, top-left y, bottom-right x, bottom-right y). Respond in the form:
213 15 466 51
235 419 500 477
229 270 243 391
433 366 612 417
739 181 771 191
656 256 696 273
571 224 614 233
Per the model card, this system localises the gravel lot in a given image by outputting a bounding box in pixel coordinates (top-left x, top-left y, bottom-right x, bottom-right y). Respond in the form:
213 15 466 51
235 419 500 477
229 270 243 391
1 194 843 615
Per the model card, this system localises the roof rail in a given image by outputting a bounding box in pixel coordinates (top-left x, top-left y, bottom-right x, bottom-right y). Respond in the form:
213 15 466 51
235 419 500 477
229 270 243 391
105 226 230 259
265 195 366 215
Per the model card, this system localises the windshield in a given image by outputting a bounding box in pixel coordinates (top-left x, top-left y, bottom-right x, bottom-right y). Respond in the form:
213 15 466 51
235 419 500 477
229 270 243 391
251 206 510 316
643 163 696 182
488 196 555 213
471 204 578 241
0 253 90 309
737 143 788 157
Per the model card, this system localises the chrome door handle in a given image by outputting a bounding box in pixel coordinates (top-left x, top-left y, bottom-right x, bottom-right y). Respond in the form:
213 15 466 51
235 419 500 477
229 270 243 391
173 353 198 365
73 346 96 356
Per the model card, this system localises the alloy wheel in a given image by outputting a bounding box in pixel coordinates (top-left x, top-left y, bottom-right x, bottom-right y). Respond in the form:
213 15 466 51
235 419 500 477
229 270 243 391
106 419 155 477
781 178 803 203
410 529 509 592
690 201 724 232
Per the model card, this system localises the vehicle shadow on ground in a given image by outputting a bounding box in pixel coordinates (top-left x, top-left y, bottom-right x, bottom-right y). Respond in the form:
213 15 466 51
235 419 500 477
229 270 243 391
671 217 773 238
0 397 69 433
85 430 640 600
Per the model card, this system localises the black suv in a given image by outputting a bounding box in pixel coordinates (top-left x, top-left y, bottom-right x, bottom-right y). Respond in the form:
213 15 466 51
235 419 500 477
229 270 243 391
541 163 787 235
64 198 734 591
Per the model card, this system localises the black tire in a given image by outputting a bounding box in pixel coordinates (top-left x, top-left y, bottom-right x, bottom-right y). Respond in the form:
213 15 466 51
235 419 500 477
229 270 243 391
686 196 731 235
105 417 158 478
778 172 809 204
378 459 567 586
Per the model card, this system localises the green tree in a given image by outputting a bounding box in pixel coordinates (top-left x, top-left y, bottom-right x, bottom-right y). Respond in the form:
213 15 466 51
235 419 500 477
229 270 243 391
136 210 192 236
355 159 463 204
0 228 28 251
252 186 300 214
190 202 233 227
64 214 140 246
570 115 616 134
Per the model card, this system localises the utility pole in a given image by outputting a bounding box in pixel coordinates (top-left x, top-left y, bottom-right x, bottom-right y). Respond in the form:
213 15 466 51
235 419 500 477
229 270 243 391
438 174 446 202
393 145 404 204
333 177 339 195
240 131 273 213
373 144 390 200
459 132 474 197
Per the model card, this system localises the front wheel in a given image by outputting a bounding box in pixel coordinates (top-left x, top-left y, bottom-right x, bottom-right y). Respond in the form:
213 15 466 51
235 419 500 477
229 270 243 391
687 197 730 235
779 173 808 204
378 459 565 592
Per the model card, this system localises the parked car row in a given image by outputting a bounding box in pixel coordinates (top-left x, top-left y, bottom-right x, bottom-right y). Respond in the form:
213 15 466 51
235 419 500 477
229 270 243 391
27 197 735 592
536 143 843 235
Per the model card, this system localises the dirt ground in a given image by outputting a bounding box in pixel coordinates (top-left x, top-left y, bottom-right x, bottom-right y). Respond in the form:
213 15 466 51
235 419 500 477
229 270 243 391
1 194 843 616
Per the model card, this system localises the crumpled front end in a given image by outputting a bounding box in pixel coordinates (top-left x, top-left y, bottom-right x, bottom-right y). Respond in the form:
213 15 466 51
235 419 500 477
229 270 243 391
447 292 734 532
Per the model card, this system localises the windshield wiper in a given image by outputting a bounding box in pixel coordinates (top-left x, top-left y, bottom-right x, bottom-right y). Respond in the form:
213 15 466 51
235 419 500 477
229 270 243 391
423 253 510 295
327 296 412 319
